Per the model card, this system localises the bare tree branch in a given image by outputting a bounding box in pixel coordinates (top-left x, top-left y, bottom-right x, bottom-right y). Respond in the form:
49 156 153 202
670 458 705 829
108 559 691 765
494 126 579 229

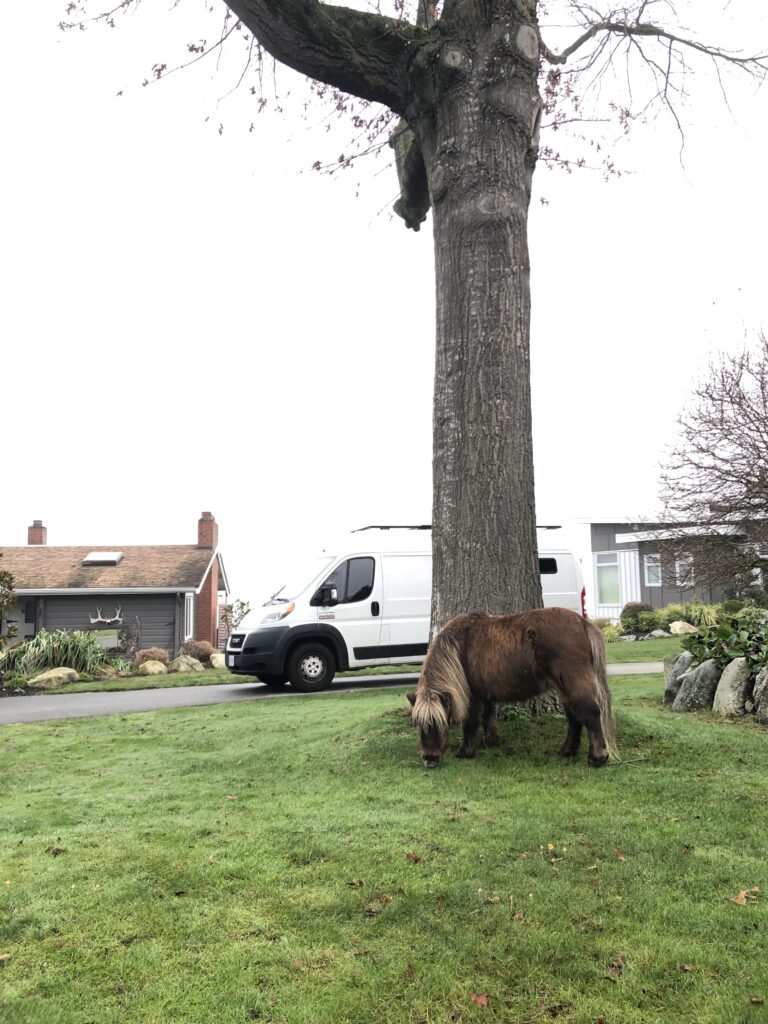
542 15 768 74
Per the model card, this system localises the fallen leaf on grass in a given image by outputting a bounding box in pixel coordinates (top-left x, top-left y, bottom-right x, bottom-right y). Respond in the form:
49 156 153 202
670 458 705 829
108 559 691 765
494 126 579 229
749 997 765 1005
47 846 67 857
470 992 488 1007
405 851 422 863
346 879 364 889
615 850 626 862
681 964 695 973
0 953 11 962
731 888 760 905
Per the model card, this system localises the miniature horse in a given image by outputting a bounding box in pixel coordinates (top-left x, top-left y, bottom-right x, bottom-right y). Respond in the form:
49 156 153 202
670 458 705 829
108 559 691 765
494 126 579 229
407 607 617 768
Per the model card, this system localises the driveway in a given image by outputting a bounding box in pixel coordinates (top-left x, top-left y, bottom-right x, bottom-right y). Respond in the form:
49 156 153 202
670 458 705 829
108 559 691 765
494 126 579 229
0 663 663 725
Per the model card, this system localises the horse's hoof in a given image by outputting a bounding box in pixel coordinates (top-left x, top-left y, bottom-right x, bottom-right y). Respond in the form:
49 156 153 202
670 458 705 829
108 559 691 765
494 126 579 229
456 748 475 759
558 746 579 758
587 753 609 767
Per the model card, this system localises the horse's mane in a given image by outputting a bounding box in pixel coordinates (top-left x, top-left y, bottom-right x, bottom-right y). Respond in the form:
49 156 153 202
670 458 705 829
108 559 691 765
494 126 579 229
412 630 470 730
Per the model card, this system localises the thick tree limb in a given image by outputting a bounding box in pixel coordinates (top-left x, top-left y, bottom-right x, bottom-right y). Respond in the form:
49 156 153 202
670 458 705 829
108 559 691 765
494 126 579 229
224 0 417 115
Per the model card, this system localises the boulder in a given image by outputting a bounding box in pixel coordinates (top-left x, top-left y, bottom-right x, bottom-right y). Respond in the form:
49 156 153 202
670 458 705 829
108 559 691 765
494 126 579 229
168 654 205 673
29 667 79 689
646 629 671 639
712 658 752 717
669 621 699 636
138 660 167 676
672 659 722 712
753 667 768 726
663 651 692 704
209 651 226 669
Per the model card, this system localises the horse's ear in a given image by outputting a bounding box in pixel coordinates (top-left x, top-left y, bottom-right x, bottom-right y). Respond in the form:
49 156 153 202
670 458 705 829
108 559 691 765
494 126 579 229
406 691 416 707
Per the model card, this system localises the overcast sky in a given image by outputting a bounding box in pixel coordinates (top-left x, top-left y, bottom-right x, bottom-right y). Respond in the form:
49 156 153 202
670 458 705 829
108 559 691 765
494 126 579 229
2 2 766 604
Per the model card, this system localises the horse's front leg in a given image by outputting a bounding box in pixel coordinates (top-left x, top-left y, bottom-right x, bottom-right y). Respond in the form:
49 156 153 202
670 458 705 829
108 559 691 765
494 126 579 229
558 710 583 758
457 696 482 758
482 700 500 747
562 697 609 766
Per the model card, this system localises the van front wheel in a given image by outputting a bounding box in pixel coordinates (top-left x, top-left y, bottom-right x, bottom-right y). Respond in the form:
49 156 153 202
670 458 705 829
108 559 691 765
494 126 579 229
287 643 336 692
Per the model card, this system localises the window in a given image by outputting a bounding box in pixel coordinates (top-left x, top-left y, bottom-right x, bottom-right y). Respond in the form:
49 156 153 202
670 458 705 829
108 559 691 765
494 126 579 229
319 557 375 604
645 554 661 587
675 553 694 588
538 557 558 575
184 593 195 640
346 557 375 602
595 553 620 605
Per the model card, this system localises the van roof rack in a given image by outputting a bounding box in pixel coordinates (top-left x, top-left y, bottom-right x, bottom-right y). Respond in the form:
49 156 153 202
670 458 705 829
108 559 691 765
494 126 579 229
352 524 432 532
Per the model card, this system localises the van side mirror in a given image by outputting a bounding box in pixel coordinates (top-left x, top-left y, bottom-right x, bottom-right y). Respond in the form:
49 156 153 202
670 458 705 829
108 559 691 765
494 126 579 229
311 584 338 607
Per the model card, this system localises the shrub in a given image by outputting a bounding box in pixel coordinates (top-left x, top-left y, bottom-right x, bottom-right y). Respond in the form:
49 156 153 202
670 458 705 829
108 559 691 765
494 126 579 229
636 610 662 633
601 624 623 643
682 600 719 628
658 603 686 629
590 617 613 630
1 629 109 676
681 621 768 678
717 599 745 622
734 606 768 629
179 639 215 663
134 647 170 668
619 602 655 634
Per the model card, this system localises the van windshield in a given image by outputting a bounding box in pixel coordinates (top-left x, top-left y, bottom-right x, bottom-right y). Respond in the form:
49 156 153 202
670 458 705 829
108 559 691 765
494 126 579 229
263 556 335 604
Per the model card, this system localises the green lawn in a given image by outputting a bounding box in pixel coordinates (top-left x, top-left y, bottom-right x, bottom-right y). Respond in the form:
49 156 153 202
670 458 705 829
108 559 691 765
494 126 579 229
2 675 766 1023
604 635 682 664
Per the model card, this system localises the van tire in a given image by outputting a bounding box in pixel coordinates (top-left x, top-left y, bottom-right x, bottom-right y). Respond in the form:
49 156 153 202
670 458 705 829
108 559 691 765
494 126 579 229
287 643 336 692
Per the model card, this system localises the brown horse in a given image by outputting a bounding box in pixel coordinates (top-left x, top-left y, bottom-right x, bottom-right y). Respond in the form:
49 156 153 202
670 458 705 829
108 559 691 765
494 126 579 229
407 607 617 768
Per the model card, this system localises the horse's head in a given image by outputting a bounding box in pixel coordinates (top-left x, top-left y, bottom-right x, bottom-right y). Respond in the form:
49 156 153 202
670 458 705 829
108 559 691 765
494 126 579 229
407 690 451 767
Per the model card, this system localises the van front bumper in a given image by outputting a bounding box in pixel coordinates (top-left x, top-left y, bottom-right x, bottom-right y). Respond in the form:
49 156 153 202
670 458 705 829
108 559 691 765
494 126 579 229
226 626 291 676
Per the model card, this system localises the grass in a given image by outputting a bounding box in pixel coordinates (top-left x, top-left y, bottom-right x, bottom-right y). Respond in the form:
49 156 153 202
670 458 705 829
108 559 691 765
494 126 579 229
0 638 680 699
604 635 681 664
2 675 766 1023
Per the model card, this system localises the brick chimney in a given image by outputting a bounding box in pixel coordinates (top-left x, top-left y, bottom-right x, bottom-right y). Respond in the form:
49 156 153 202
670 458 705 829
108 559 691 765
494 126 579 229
28 520 47 545
197 511 218 550
195 512 220 647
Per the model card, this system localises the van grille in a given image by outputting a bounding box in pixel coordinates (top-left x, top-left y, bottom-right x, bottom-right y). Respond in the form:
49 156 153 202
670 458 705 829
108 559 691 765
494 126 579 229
228 633 245 650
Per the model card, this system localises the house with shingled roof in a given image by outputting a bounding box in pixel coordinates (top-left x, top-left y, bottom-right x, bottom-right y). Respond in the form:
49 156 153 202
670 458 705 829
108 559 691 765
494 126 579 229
0 512 229 655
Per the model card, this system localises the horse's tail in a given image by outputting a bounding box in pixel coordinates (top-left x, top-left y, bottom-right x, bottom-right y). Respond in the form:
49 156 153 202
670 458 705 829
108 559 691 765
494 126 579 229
413 627 471 729
586 620 619 761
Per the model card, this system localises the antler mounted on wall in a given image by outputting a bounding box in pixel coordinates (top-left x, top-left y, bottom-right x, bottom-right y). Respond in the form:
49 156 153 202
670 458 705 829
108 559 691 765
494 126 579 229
88 606 123 625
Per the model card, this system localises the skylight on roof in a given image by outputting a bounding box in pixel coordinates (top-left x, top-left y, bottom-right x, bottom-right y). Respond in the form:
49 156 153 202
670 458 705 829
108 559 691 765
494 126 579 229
82 552 124 566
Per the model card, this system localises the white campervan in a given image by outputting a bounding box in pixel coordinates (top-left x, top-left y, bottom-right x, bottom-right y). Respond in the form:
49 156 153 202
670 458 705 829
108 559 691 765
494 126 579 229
225 526 586 691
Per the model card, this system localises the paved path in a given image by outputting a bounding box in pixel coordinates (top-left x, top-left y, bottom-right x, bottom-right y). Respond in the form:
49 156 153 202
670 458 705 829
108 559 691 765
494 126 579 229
0 663 663 725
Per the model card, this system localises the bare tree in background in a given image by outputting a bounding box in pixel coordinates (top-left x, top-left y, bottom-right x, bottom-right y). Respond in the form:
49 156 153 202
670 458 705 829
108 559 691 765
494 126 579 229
660 332 768 598
64 1 768 631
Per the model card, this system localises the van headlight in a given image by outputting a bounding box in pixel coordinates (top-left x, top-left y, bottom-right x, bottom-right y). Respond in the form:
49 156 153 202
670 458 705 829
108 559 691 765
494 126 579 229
260 601 295 624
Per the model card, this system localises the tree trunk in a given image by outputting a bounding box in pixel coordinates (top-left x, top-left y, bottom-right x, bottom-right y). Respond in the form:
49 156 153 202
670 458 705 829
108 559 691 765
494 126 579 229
410 8 544 632
226 0 546 633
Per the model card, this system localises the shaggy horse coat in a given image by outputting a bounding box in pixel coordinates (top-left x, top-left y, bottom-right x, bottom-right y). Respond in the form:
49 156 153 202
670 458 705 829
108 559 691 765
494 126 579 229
408 607 617 768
